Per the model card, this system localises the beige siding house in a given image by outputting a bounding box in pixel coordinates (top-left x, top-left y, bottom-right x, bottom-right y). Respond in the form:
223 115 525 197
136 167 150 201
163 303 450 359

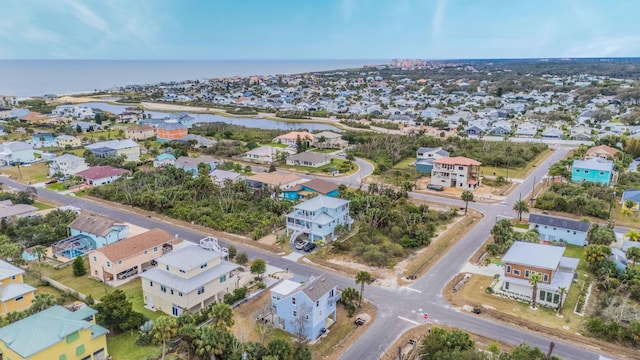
140 244 240 316
88 229 178 285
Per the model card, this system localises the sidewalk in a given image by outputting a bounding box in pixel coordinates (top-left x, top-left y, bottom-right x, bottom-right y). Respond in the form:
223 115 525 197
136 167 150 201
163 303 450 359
460 262 503 277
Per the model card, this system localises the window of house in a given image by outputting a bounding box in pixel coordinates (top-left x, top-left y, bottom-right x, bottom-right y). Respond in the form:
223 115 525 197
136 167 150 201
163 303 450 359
316 300 319 307
197 286 205 295
11 275 15 280
154 247 158 252
170 289 174 295
513 269 521 276
524 269 530 278
200 263 208 269
553 294 560 304
75 344 85 356
584 170 589 173
150 281 153 287
575 169 581 172
93 256 97 262
66 331 79 343
60 354 67 360
106 261 110 267
293 310 297 317
166 265 169 271
506 265 511 273
543 274 549 282
600 171 605 175
161 285 167 293
539 290 545 301
118 260 122 265
15 296 23 302
220 275 226 283
144 250 148 255
504 282 509 290
306 314 310 320
179 292 183 297
292 297 296 305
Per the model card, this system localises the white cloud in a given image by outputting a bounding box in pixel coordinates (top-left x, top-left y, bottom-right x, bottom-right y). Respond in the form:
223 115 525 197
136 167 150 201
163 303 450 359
340 0 357 21
432 0 447 43
563 36 640 58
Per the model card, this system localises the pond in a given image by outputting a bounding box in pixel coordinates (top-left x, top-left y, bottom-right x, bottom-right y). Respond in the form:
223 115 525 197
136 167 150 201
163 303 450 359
80 102 342 132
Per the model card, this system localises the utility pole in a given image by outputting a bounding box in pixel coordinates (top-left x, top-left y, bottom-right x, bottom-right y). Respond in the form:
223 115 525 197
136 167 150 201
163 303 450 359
530 175 536 207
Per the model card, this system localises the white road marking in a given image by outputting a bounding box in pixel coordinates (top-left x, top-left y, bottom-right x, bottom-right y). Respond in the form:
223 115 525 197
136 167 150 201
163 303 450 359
398 316 420 325
402 286 422 293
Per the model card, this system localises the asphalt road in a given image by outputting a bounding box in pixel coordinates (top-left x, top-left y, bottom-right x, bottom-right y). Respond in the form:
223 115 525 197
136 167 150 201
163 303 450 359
0 146 610 360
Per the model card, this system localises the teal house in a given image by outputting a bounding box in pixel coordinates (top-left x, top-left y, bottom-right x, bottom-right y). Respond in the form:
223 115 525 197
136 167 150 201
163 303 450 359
571 158 615 186
283 178 339 201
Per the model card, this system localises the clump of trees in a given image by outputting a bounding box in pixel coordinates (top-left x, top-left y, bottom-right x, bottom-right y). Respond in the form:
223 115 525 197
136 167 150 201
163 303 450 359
535 182 612 219
0 209 77 248
90 166 293 239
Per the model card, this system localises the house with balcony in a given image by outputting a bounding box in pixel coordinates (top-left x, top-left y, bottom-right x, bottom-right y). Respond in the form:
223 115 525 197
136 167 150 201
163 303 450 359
0 142 35 165
140 242 240 316
89 229 177 285
157 121 188 142
430 156 482 190
56 135 81 148
285 195 352 244
0 305 109 360
270 275 341 341
48 154 89 177
415 147 450 173
528 213 590 246
274 131 314 147
85 139 141 162
497 241 578 307
0 260 36 316
68 213 129 249
571 158 615 186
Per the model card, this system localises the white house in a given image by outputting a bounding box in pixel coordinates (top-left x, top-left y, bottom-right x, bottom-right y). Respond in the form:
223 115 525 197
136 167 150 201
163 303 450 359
285 195 352 244
48 154 89 177
0 142 35 165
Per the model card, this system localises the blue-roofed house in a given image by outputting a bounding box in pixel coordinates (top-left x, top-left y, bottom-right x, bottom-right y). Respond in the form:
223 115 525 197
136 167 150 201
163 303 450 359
140 243 240 316
571 158 615 186
498 241 578 307
170 113 196 128
283 178 339 200
174 155 218 177
622 190 640 212
490 120 512 136
528 213 591 246
153 153 176 168
0 305 109 360
31 132 56 148
270 275 341 341
415 147 450 173
285 195 352 244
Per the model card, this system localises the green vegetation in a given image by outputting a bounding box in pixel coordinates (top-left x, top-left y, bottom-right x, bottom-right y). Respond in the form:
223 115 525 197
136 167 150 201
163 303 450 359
18 99 56 113
331 188 457 266
0 209 77 247
281 157 355 174
535 182 612 219
90 166 293 239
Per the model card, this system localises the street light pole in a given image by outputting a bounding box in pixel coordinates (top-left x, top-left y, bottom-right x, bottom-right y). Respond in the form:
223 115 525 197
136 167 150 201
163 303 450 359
608 190 617 228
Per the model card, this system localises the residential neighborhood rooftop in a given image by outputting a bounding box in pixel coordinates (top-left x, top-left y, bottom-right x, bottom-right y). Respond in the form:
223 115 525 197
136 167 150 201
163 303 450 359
94 229 176 262
68 213 120 237
529 213 591 232
502 241 566 270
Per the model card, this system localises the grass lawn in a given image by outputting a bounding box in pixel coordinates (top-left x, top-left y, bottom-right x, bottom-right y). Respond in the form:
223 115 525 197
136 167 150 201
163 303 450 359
310 148 338 154
267 142 289 148
47 181 70 191
480 149 551 179
32 201 54 210
122 281 162 321
392 157 416 170
107 332 160 360
0 161 50 183
612 205 640 228
281 158 352 174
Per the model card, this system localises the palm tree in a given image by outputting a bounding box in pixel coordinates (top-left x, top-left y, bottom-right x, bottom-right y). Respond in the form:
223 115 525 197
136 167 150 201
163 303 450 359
152 316 178 360
557 287 567 315
512 200 529 221
32 245 47 280
460 190 474 215
355 271 373 307
341 287 359 308
626 229 640 242
626 247 640 268
529 272 542 309
208 303 234 332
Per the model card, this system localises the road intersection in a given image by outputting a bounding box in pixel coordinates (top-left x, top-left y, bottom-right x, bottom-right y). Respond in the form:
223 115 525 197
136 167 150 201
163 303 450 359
0 145 610 359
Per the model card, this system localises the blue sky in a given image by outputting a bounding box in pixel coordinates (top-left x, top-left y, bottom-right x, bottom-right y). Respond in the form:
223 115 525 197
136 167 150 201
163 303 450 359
0 0 638 60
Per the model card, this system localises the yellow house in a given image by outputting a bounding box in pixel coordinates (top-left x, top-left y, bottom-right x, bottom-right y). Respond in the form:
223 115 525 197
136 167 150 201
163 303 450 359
0 260 36 316
140 242 240 316
89 228 178 285
0 305 109 360
56 135 82 148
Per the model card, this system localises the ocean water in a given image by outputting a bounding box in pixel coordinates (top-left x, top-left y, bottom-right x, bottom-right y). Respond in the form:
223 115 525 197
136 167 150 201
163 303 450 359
0 59 382 98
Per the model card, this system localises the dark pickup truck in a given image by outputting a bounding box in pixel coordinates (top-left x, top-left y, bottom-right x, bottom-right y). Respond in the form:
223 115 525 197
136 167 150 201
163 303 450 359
426 184 444 191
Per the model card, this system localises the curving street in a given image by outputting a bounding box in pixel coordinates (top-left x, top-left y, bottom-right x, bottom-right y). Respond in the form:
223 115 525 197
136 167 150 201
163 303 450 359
0 145 609 360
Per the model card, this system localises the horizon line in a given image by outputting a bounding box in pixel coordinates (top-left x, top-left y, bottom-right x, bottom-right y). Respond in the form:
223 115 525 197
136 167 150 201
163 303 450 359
2 57 640 62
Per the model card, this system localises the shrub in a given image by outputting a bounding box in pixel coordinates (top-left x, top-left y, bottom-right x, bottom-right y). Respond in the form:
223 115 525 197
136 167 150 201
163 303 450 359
486 287 494 294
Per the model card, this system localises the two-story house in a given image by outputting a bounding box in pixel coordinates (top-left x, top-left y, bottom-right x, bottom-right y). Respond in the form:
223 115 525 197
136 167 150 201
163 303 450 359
68 213 129 249
0 305 109 360
0 260 36 316
528 213 590 246
285 195 352 244
312 131 348 149
571 158 615 186
415 147 450 173
0 142 35 165
85 139 141 162
157 122 188 142
499 241 579 307
243 145 292 164
430 156 482 190
140 243 240 316
89 229 177 284
48 154 89 177
273 131 314 147
125 125 156 140
270 275 341 341
56 135 82 148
